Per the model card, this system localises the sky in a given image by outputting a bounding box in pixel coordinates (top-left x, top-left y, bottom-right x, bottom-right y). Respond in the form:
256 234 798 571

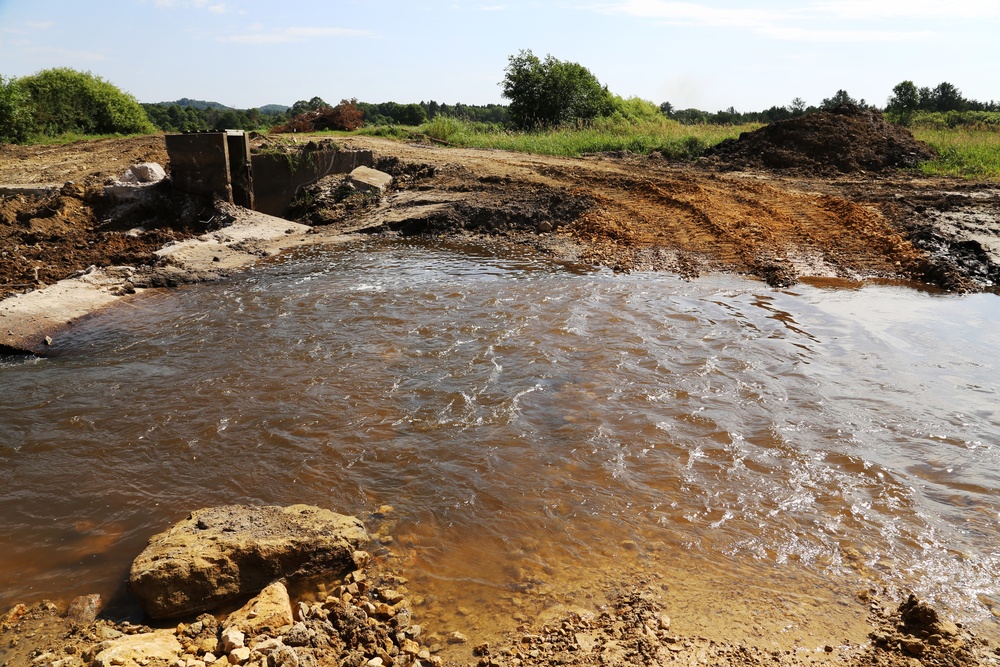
1 0 997 113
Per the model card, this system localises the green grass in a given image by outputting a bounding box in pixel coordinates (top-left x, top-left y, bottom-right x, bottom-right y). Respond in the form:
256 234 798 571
26 130 157 145
912 127 1000 179
409 115 760 160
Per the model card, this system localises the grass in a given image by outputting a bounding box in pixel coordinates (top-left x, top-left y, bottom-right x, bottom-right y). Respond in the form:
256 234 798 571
27 131 155 145
408 115 760 160
912 127 1000 179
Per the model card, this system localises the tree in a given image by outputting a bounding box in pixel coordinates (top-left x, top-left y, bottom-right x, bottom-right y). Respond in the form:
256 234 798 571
500 49 613 129
0 75 33 143
16 68 154 137
887 81 920 112
659 101 674 117
929 82 966 112
821 89 858 109
886 80 920 125
790 97 807 115
289 96 328 117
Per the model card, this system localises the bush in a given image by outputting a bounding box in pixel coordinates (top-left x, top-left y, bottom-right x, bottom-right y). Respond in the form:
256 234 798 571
0 75 34 143
16 67 154 138
501 49 614 129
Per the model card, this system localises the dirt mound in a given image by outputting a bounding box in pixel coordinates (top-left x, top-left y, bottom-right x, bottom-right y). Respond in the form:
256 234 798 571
704 106 937 174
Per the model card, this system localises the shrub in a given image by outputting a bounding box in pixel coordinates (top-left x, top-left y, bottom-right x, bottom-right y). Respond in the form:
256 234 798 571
0 75 34 143
17 67 154 137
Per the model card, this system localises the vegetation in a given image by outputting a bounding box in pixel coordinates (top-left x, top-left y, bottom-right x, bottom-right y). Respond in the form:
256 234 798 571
501 49 614 129
4 68 154 140
2 59 999 180
0 75 32 143
913 127 1000 179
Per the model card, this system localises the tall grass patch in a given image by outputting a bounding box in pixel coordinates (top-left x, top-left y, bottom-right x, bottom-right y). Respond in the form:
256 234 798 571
913 127 1000 179
412 116 759 159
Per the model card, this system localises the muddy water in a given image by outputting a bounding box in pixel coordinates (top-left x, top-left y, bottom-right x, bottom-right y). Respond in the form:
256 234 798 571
2 238 999 651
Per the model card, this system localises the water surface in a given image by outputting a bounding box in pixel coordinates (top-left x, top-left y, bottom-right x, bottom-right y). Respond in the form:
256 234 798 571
1 238 998 649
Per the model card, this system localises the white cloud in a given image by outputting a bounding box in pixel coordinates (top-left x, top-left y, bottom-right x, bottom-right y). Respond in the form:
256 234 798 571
220 26 376 44
154 0 232 13
588 0 970 41
590 1 794 28
811 0 1000 20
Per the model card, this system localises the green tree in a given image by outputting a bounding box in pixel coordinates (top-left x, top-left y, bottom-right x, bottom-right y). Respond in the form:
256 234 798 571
886 80 920 125
0 75 34 143
500 49 613 129
821 89 858 109
929 82 966 112
17 67 154 137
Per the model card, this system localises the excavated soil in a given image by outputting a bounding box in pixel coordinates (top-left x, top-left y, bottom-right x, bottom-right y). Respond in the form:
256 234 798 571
702 106 938 175
2 132 1000 298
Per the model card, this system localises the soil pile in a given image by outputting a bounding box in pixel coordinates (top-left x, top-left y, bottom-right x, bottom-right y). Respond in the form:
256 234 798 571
703 106 937 174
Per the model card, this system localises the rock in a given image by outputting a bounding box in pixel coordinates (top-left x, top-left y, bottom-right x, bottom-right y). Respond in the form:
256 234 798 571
65 595 101 629
92 630 184 667
446 632 468 645
129 505 369 618
122 163 167 183
348 167 393 194
227 648 251 665
221 628 245 652
224 582 294 637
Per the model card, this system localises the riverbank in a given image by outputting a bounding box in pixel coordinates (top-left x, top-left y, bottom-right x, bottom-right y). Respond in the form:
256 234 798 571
2 550 995 667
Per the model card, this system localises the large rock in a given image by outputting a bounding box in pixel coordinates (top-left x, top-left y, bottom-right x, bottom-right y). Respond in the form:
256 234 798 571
128 505 369 619
91 630 183 667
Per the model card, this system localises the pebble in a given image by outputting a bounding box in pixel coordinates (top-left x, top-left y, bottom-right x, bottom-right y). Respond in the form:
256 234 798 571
447 631 468 645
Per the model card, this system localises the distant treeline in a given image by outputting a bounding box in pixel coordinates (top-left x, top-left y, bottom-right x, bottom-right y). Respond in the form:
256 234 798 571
142 83 1000 135
141 97 509 133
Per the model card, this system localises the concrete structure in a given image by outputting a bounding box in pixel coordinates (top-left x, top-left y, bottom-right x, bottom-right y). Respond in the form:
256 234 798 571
165 131 374 217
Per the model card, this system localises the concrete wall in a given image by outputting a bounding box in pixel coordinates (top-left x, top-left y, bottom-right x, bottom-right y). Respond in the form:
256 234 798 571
251 149 373 217
165 133 233 203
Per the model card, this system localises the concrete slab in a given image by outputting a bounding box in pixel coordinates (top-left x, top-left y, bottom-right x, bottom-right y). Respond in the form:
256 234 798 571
349 166 393 194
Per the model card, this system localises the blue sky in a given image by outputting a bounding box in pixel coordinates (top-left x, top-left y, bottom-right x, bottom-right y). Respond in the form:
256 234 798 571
1 1 997 112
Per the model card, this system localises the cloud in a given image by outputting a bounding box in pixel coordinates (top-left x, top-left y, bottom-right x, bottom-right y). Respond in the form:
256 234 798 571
479 4 508 10
811 0 1000 20
220 26 376 44
588 0 956 41
154 0 231 13
589 1 793 28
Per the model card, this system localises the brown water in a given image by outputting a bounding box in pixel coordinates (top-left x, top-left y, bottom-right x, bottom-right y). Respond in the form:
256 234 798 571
2 238 999 651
